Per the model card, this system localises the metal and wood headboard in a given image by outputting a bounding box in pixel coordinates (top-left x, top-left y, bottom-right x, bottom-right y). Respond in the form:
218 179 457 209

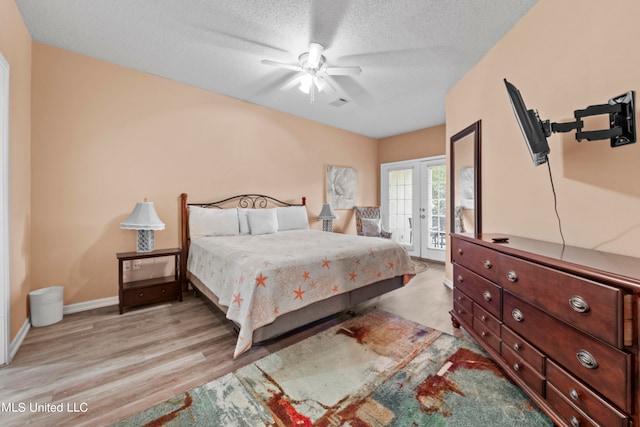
179 193 306 289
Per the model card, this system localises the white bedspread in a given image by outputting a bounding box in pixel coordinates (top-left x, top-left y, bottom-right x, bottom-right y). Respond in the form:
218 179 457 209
188 229 415 357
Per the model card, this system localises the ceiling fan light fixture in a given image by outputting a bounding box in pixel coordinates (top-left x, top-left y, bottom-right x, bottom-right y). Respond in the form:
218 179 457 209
298 73 313 94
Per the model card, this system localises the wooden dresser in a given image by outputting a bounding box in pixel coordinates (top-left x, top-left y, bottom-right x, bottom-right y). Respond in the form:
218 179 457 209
450 233 639 427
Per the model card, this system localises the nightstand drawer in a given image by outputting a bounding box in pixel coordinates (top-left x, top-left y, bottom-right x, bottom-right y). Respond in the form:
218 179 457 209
122 279 179 307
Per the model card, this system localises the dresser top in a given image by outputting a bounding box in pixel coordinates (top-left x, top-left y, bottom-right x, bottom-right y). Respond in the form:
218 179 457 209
453 233 640 291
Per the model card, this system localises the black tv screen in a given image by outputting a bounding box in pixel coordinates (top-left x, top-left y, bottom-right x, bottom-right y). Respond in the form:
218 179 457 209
504 79 550 166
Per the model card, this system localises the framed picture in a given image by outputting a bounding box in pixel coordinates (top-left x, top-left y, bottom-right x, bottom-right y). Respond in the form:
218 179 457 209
326 166 357 209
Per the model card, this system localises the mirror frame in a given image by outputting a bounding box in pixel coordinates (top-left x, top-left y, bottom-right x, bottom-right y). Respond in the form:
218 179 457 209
450 120 482 236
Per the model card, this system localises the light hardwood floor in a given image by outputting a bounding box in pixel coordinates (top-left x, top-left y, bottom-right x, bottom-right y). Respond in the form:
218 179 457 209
0 261 452 426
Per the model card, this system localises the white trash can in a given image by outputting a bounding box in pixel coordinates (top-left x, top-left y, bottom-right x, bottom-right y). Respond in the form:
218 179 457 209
29 286 64 327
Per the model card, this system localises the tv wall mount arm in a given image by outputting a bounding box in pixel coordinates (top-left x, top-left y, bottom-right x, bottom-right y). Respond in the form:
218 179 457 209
540 91 636 147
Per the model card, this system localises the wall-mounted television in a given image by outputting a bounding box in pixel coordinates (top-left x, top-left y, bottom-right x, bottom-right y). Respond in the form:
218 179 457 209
503 79 635 167
504 79 550 166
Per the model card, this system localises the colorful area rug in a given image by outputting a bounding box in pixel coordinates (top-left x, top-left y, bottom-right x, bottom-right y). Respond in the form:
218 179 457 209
113 310 553 426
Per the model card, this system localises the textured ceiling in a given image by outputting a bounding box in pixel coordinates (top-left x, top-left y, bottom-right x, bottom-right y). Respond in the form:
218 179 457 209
16 0 538 138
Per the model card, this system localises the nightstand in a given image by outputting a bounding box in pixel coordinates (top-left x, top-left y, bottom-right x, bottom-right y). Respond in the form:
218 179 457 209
117 248 182 314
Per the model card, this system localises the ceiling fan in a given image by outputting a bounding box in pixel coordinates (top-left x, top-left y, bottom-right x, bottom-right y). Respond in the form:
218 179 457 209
261 42 362 102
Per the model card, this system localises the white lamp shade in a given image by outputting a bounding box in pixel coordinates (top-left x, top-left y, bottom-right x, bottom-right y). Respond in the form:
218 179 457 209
317 203 338 220
120 202 165 230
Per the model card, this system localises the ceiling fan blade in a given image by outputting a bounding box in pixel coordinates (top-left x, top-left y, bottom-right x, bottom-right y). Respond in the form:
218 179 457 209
315 76 335 93
307 43 324 69
325 66 362 76
261 59 302 72
280 74 305 91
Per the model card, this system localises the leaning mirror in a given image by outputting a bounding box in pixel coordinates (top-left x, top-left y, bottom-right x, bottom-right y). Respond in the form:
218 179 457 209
450 120 481 236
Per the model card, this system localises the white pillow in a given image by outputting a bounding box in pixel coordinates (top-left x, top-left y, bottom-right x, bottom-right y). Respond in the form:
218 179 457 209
276 206 309 231
189 206 239 237
247 209 278 235
237 208 250 234
361 218 382 237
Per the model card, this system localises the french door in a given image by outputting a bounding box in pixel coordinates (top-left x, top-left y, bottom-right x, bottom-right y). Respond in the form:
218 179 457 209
381 156 446 262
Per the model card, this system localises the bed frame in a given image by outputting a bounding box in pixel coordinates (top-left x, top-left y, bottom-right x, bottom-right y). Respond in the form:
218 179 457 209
179 193 405 344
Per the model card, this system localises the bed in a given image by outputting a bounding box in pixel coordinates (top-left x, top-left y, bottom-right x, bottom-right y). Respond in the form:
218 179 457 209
180 193 416 357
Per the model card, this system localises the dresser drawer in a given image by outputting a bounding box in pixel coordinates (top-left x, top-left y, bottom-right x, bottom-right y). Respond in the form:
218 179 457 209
451 238 501 283
501 345 545 396
497 253 623 348
453 264 501 319
452 299 473 328
453 287 473 313
546 360 630 427
471 314 501 353
503 292 632 412
501 325 545 375
473 303 501 336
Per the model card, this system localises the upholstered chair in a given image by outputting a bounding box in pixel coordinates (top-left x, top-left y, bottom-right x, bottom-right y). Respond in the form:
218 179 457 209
354 207 392 239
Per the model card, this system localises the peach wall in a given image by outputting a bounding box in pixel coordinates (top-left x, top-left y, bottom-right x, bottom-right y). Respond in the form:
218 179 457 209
378 125 446 164
0 0 32 341
446 0 640 278
30 43 379 304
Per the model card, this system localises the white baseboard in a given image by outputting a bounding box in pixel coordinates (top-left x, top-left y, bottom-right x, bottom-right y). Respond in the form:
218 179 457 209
9 318 30 361
63 296 118 315
443 278 453 289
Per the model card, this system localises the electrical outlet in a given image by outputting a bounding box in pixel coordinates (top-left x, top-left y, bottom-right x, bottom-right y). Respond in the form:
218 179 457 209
133 260 142 270
123 261 131 271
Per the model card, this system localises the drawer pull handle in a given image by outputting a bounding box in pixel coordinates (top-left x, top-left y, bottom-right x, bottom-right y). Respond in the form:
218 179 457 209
482 291 492 302
139 292 144 297
576 350 598 369
570 416 580 427
569 388 580 401
569 296 590 313
513 363 520 371
162 289 167 293
511 309 524 322
513 343 520 351
481 315 486 321
481 331 487 337
456 275 464 283
458 248 463 255
506 270 518 282
483 259 492 269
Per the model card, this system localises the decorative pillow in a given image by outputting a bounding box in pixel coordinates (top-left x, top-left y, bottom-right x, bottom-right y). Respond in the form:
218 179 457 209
276 206 309 231
189 206 239 237
361 218 382 237
237 208 250 234
247 209 279 235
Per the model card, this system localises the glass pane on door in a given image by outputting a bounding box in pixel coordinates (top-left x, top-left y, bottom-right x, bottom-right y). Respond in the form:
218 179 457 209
427 164 446 250
387 168 412 245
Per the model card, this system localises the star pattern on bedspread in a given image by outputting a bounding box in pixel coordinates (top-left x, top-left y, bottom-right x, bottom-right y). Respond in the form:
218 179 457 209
322 258 331 269
349 271 357 281
293 286 305 301
256 272 268 287
233 293 243 307
302 271 310 280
